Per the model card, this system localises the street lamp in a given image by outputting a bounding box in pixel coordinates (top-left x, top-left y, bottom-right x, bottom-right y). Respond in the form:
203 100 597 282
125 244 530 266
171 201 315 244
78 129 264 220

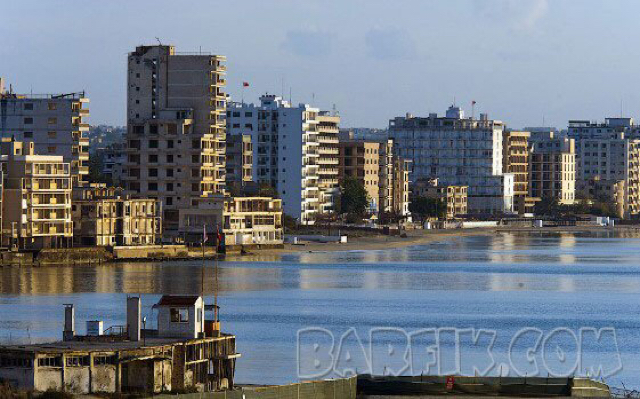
142 316 147 346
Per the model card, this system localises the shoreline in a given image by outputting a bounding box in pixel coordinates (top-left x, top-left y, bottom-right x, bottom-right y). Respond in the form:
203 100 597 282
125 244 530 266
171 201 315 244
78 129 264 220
237 225 629 257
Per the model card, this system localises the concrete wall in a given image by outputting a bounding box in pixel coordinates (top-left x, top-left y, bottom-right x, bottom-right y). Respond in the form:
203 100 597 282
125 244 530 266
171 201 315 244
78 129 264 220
113 245 188 259
91 364 116 393
63 365 90 393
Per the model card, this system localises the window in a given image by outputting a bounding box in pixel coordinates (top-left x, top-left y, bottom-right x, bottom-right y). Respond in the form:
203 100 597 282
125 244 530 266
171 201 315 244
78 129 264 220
24 117 33 125
149 168 158 177
167 168 174 177
167 154 174 163
149 140 158 149
48 146 56 154
66 356 90 367
48 131 57 139
24 103 34 110
48 102 57 111
24 132 33 138
48 117 57 125
170 307 189 323
167 183 174 191
149 154 158 163
167 140 174 149
94 355 116 366
38 356 62 368
148 183 158 191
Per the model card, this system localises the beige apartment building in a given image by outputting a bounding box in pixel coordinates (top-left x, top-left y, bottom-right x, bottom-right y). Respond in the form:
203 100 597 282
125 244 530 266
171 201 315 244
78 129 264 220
178 196 283 246
0 78 90 187
379 139 411 219
123 45 227 230
1 140 72 249
338 140 380 213
72 184 161 246
317 113 341 213
225 134 253 192
503 130 531 214
528 132 576 205
413 178 468 219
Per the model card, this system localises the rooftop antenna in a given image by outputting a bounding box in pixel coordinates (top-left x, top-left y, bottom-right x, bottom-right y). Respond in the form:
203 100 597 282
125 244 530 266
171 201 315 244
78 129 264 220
155 37 162 46
289 87 292 104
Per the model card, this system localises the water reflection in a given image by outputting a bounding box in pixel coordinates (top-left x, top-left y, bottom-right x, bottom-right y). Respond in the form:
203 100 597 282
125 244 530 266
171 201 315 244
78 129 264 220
1 231 640 295
3 231 640 387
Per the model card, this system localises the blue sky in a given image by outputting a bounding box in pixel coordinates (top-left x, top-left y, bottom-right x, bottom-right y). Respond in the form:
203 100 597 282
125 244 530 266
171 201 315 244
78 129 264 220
1 0 639 129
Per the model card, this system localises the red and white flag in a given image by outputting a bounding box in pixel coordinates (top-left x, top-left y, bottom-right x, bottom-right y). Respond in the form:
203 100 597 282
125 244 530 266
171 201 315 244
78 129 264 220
243 82 250 87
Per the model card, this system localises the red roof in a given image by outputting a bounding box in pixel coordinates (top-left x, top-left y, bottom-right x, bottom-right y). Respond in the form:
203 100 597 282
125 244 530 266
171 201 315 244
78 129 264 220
156 295 200 307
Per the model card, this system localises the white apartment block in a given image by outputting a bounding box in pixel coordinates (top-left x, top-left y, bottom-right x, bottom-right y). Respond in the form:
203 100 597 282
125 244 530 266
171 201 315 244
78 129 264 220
227 95 340 224
568 119 640 216
0 78 89 187
123 45 227 230
389 106 514 214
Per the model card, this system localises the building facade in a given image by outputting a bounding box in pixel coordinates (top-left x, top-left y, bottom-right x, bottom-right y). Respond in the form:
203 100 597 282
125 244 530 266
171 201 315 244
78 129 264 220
528 132 576 205
378 139 411 218
1 140 72 249
225 134 253 192
178 196 283 246
413 178 468 219
503 130 531 214
389 107 514 214
72 184 161 246
338 140 380 213
123 45 227 230
568 119 640 217
227 96 340 224
0 78 89 187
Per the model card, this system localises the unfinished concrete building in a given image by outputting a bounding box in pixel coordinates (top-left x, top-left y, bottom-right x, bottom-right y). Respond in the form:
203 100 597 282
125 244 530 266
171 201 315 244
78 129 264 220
72 184 161 246
0 78 90 187
0 295 238 394
123 45 227 231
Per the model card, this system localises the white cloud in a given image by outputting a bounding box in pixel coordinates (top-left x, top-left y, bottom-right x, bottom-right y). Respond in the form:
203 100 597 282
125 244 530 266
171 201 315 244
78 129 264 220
475 0 549 31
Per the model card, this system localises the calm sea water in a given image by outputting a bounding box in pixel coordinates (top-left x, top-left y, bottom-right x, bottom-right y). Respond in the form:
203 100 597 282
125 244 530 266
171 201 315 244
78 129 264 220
1 231 640 388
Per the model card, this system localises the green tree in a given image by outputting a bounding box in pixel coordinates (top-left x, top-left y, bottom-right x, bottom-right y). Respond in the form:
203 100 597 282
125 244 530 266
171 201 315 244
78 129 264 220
339 177 369 219
87 151 112 185
409 196 446 221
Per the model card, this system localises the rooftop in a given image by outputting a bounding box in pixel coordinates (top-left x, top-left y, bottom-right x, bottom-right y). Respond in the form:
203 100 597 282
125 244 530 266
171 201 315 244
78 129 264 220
0 334 235 354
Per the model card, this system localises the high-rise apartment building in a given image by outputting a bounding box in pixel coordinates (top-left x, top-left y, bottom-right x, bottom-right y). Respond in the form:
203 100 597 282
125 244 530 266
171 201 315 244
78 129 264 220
1 140 72 249
378 139 412 219
389 106 514 214
225 134 253 191
338 141 380 213
0 78 89 187
528 131 576 205
568 119 640 217
227 95 340 224
123 45 227 230
316 113 341 214
503 130 531 214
